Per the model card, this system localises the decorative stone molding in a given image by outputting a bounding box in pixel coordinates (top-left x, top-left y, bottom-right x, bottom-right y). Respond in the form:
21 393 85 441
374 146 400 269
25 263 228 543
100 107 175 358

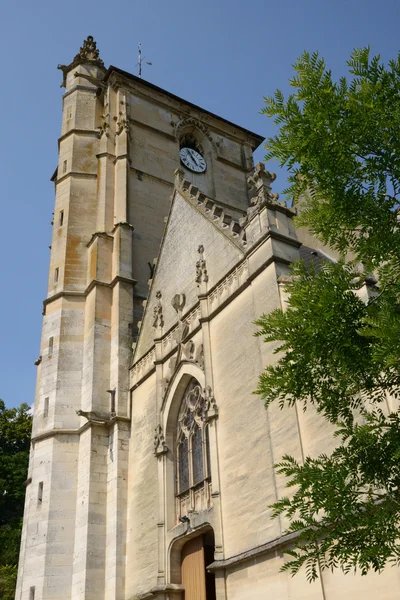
208 531 300 572
130 583 184 600
177 383 218 432
154 424 168 456
208 260 248 310
116 101 130 137
202 385 218 422
98 111 110 138
153 291 164 329
131 347 156 385
175 117 216 152
171 293 186 315
195 344 204 370
196 245 209 286
178 382 203 435
182 339 195 361
158 292 201 397
58 35 105 87
131 252 252 389
247 162 277 198
241 162 290 228
173 171 247 250
117 118 130 135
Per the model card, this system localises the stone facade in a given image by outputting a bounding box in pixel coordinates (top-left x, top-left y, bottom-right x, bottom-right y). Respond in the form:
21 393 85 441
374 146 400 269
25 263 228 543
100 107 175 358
16 37 400 600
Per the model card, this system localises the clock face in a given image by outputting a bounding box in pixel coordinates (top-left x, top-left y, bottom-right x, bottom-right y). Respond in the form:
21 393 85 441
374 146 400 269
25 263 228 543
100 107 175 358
180 147 206 173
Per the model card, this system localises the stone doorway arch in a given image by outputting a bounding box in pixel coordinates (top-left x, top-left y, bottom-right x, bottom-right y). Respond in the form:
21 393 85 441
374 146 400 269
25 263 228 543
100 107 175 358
170 527 216 600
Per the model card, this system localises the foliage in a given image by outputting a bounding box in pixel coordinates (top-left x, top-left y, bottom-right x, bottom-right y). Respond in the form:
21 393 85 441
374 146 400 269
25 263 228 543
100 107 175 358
257 48 400 580
0 566 18 600
0 400 32 598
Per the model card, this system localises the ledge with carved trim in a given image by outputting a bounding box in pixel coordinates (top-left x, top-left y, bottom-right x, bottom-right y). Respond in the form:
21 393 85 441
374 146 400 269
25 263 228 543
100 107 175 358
129 584 184 600
207 530 299 572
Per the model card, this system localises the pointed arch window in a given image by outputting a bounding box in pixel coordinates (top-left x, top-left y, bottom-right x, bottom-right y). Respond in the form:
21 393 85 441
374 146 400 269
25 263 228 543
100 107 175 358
176 379 211 497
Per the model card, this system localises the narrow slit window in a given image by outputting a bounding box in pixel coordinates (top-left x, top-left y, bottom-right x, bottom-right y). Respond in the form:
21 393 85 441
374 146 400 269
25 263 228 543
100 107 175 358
29 587 35 600
54 267 59 283
43 397 49 419
59 210 64 226
63 160 67 173
38 482 43 504
48 337 54 356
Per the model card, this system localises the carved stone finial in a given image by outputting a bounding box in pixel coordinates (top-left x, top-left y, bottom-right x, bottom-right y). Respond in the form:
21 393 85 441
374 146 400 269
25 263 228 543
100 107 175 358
196 245 209 286
247 162 277 206
154 424 168 456
73 35 104 68
240 163 284 229
153 291 164 329
58 35 105 88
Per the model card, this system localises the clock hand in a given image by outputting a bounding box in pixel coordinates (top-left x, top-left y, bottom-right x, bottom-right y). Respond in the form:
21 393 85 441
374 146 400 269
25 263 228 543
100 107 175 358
189 148 199 166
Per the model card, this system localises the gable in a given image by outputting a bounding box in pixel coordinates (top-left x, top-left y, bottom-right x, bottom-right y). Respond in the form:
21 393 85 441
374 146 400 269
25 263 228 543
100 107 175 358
134 187 246 361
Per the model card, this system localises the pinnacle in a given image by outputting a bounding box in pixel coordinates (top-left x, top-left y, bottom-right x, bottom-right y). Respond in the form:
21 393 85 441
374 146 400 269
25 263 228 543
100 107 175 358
58 35 105 88
72 35 104 68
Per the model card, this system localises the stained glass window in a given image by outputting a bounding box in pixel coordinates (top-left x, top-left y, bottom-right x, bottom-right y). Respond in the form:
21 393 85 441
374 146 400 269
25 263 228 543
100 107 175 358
192 424 204 486
205 425 211 480
178 437 189 494
176 378 211 496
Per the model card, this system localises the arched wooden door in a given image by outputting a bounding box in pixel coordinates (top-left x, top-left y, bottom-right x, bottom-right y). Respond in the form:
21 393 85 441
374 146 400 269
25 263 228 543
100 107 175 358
181 536 206 600
181 535 216 600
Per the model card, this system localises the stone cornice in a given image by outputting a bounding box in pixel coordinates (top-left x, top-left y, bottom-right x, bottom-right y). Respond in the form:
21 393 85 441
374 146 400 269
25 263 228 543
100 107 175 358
245 229 302 256
86 231 114 248
114 153 131 165
96 151 116 160
42 275 137 314
129 584 184 600
216 155 248 172
62 84 99 100
31 415 130 445
129 166 175 188
58 128 100 146
207 531 300 571
129 117 177 142
112 220 135 233
55 171 97 185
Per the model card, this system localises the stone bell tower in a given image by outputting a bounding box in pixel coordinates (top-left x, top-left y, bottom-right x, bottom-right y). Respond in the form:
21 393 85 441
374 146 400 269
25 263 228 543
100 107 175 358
16 36 263 600
16 36 134 600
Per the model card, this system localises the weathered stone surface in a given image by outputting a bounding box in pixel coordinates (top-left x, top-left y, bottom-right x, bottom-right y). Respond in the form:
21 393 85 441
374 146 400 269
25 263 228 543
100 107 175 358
17 37 400 600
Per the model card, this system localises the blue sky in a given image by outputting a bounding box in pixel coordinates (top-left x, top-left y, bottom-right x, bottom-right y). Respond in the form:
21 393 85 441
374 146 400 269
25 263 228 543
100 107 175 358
0 0 399 408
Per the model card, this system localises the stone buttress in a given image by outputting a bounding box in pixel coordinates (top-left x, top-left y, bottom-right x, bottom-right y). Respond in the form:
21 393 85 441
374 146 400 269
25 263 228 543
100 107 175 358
16 38 132 600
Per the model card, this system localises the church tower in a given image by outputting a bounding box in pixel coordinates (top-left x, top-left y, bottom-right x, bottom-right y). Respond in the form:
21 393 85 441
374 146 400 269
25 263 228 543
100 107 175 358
16 37 263 600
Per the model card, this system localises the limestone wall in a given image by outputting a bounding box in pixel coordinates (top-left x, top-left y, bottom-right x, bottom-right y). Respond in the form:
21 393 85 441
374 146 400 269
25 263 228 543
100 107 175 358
125 374 159 598
127 219 400 599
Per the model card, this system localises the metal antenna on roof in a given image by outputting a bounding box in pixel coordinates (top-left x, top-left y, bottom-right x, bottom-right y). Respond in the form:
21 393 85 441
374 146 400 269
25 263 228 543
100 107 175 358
137 42 152 78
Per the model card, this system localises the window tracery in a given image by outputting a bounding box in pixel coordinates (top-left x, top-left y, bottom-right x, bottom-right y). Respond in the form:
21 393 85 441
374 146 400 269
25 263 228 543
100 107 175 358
176 379 211 499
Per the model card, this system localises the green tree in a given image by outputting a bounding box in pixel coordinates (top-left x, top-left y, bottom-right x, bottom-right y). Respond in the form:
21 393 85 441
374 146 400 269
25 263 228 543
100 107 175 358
256 48 400 581
0 400 32 598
